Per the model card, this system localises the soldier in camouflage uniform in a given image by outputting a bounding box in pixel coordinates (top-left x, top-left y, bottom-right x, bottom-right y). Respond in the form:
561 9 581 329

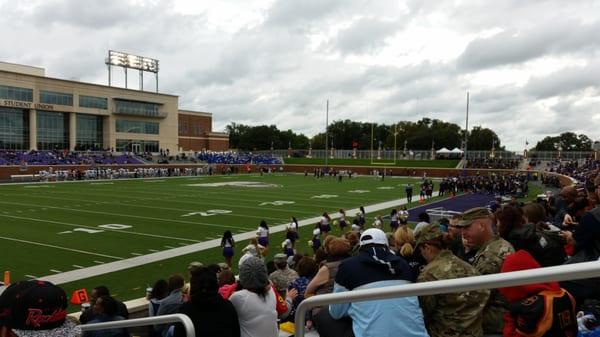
415 223 490 337
458 207 515 334
269 253 299 294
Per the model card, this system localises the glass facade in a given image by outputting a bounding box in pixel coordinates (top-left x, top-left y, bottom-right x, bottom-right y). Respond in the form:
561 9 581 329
116 119 159 135
0 108 29 150
37 110 69 150
79 95 108 109
0 85 33 102
116 139 159 153
40 90 73 106
76 114 103 150
114 99 161 117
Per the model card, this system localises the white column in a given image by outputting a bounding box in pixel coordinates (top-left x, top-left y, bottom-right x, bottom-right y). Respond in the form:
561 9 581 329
29 109 37 150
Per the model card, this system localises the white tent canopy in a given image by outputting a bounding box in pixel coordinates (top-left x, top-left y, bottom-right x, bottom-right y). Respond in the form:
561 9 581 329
437 147 451 153
450 147 464 153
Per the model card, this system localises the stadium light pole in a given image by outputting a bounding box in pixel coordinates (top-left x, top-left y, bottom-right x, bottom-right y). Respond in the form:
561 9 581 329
464 92 470 166
325 99 329 168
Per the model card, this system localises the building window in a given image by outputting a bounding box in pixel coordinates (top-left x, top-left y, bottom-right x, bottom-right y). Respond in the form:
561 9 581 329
0 107 29 150
37 110 69 150
116 139 159 153
76 114 103 151
0 85 33 102
79 95 108 110
179 120 188 135
192 124 202 136
116 120 159 134
39 90 73 106
114 99 161 117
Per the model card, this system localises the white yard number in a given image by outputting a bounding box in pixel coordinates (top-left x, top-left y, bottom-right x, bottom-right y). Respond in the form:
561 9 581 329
182 209 232 217
58 224 131 235
259 201 295 206
99 224 132 230
311 194 338 199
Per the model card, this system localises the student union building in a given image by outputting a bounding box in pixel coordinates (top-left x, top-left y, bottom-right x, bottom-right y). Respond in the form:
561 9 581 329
0 61 228 153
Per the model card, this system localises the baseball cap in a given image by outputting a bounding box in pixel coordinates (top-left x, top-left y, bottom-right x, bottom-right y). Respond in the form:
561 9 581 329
359 228 388 246
414 223 443 248
0 280 81 337
457 207 491 228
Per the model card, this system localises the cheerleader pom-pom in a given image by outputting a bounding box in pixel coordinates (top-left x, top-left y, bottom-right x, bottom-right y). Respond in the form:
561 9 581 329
308 240 314 247
333 220 339 227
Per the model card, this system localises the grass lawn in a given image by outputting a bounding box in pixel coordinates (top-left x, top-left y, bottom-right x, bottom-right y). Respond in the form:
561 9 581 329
283 157 459 168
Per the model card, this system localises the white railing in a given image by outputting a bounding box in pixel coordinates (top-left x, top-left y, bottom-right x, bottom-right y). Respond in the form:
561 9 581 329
80 313 195 337
294 260 600 337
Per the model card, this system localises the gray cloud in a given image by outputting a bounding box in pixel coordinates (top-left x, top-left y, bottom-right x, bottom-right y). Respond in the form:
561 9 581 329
331 17 403 54
0 0 598 150
457 20 600 71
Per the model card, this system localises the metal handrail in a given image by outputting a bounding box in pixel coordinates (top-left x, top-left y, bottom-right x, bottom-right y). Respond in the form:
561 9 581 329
294 260 600 337
80 313 195 337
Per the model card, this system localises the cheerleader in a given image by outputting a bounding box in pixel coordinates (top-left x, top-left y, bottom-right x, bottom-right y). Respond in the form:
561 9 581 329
256 220 270 256
221 230 235 267
338 209 348 231
399 206 409 225
319 212 331 235
372 215 383 229
282 238 294 257
390 209 399 232
286 216 299 248
358 206 366 227
310 228 321 253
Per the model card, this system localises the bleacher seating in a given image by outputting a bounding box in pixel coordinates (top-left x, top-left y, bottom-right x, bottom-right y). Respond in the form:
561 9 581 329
197 151 282 165
0 150 143 166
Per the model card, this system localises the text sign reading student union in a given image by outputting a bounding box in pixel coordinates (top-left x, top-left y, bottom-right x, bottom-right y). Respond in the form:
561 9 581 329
0 99 54 110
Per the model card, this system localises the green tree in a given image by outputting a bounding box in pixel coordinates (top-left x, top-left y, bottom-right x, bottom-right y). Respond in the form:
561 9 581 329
534 132 593 151
467 126 502 151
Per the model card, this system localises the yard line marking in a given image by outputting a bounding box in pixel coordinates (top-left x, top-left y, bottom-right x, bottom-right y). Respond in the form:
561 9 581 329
131 253 142 256
50 269 62 273
0 236 123 260
178 243 188 246
93 261 105 264
41 191 454 286
24 275 36 279
164 245 175 249
0 214 200 243
132 287 141 291
0 200 247 230
148 249 160 252
73 265 85 269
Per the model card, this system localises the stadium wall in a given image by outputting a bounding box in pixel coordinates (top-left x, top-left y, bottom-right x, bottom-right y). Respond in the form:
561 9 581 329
0 163 575 186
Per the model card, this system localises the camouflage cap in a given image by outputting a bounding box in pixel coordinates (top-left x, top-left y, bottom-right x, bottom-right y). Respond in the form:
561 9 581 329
456 207 491 227
274 253 288 262
414 223 443 248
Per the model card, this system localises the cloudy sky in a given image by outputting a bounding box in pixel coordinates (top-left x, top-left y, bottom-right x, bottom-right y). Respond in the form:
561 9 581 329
1 0 599 150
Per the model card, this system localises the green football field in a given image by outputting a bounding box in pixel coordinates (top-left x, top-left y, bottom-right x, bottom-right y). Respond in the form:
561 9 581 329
0 173 445 308
0 173 541 310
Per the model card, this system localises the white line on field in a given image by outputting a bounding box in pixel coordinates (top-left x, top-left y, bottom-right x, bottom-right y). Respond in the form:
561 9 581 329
73 265 85 269
148 249 159 252
131 253 142 256
0 200 247 230
0 214 200 243
164 246 175 249
41 191 457 285
50 269 62 273
25 275 36 279
178 243 187 246
93 261 105 264
0 236 123 260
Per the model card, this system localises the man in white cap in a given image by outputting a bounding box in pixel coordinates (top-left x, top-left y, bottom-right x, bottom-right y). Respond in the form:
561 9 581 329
329 228 429 337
